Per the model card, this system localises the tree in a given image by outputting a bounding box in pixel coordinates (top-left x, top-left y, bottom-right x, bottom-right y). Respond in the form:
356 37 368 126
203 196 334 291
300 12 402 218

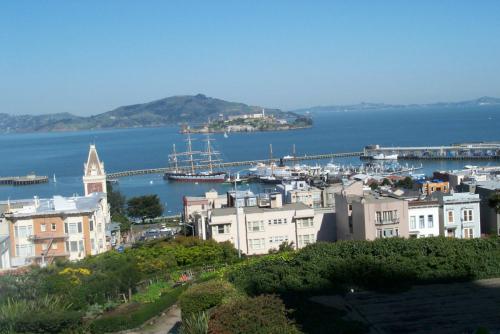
127 195 163 222
488 191 500 213
107 182 126 217
381 178 391 186
395 176 414 189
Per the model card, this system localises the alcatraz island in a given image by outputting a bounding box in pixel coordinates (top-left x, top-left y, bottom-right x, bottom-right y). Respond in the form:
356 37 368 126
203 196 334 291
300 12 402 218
180 108 313 134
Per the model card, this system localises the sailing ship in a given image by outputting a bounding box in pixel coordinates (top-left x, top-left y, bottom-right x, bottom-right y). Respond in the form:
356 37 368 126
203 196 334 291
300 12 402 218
164 134 226 182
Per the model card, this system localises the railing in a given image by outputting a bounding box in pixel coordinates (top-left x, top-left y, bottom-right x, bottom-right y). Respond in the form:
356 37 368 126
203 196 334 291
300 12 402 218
28 233 68 241
375 217 400 225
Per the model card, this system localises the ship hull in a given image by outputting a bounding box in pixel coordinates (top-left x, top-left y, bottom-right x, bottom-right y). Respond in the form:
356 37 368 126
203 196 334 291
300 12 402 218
164 172 226 182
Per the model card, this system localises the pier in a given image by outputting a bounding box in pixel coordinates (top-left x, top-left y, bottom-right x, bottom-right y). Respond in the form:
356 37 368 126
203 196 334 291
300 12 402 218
0 174 49 186
363 142 500 160
107 151 363 178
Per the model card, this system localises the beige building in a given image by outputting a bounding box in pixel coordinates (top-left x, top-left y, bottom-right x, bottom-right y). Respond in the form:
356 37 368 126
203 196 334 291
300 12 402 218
208 192 333 255
183 189 227 239
336 192 409 241
0 145 110 267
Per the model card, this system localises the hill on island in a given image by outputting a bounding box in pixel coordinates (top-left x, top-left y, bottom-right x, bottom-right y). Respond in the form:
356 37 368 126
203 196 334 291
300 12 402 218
291 96 500 114
0 94 294 133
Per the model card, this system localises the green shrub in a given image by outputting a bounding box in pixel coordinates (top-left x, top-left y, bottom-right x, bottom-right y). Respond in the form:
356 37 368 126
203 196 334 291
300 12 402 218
0 296 81 333
208 295 301 334
181 311 209 334
228 237 500 295
179 280 238 318
132 281 172 303
89 285 187 333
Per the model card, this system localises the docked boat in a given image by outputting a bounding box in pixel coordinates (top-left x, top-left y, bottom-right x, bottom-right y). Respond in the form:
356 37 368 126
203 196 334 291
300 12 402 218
164 134 226 183
371 153 398 160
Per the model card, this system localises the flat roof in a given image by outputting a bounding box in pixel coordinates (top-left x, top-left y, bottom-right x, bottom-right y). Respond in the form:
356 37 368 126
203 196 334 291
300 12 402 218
211 202 312 217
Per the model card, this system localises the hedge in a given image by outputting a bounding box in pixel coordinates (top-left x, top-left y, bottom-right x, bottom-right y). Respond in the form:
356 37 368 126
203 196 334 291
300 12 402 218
178 280 238 318
227 237 500 294
208 295 301 334
89 284 187 333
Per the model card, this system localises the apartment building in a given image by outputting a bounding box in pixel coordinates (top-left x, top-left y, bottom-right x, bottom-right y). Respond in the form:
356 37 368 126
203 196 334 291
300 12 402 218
208 192 331 255
437 192 481 238
276 180 323 208
408 200 440 238
336 192 409 241
459 180 500 236
183 189 227 239
0 145 110 267
416 179 450 196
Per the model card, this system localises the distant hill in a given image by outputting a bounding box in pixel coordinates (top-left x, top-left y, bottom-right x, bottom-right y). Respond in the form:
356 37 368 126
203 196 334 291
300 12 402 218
0 94 294 133
291 96 500 114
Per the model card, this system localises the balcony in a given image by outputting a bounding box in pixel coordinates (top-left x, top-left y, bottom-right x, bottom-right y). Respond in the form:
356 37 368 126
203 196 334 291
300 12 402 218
28 233 68 241
375 217 400 225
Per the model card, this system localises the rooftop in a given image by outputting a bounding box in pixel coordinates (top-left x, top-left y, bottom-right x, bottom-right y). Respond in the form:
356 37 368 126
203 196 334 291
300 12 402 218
0 193 106 218
210 202 312 217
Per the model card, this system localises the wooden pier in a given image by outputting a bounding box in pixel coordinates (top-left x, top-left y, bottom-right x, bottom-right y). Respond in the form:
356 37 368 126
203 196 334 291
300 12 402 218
0 174 49 186
363 142 500 160
107 151 363 178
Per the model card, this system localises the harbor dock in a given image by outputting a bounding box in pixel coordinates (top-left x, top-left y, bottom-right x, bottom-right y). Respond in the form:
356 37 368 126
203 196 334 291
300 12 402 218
0 174 49 186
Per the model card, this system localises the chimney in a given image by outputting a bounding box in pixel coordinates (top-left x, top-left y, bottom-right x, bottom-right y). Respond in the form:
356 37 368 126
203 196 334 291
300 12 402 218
270 192 282 209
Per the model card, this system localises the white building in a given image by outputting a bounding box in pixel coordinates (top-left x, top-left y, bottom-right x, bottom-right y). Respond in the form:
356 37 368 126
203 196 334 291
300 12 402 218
437 192 481 238
0 145 111 268
208 193 332 255
276 180 323 208
408 200 440 238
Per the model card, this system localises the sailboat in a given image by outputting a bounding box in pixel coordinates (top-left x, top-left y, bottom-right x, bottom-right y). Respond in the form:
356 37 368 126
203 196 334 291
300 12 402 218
53 174 57 183
164 134 226 182
223 131 228 138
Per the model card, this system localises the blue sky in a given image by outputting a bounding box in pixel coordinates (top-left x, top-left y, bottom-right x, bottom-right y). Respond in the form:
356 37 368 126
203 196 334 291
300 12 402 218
1 1 500 115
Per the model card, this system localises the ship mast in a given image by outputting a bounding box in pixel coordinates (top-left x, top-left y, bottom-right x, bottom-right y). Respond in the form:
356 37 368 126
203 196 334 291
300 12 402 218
172 143 178 172
206 134 213 173
187 134 195 174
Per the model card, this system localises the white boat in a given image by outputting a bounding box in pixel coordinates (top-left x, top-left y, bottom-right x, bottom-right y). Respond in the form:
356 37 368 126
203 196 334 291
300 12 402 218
372 153 398 160
223 131 228 138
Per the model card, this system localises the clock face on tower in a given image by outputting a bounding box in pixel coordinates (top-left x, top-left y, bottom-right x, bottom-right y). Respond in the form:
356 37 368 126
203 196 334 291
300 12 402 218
87 183 103 194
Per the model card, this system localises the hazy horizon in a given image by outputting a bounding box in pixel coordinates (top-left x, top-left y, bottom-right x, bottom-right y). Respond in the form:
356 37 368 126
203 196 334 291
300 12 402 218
1 1 500 115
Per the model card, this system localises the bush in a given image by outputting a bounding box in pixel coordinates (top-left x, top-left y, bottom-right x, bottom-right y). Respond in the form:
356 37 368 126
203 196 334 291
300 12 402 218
208 295 301 334
228 237 500 295
181 312 209 334
132 281 172 304
90 285 187 333
0 296 81 333
179 280 238 318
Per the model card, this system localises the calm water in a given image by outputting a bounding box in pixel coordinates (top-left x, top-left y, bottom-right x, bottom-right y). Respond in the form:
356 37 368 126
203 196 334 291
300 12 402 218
1 106 499 213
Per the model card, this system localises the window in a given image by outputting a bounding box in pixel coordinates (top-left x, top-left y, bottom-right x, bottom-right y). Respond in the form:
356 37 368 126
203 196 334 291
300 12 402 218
249 238 265 250
15 244 33 257
89 220 94 231
98 239 103 249
41 243 48 251
419 216 425 229
78 222 82 233
377 229 383 238
213 224 230 235
70 241 78 252
91 238 95 250
463 228 473 239
410 216 416 229
283 218 288 224
298 234 315 247
14 225 33 238
297 217 314 228
462 209 473 222
67 223 78 234
51 223 57 231
348 204 353 211
41 224 47 232
78 240 84 252
52 243 58 250
383 228 394 238
247 221 264 232
269 236 288 244
448 211 454 223
427 215 434 228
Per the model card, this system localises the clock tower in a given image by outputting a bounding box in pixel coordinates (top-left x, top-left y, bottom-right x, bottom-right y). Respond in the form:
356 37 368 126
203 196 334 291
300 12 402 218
83 144 107 196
